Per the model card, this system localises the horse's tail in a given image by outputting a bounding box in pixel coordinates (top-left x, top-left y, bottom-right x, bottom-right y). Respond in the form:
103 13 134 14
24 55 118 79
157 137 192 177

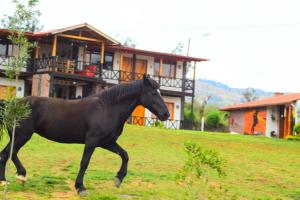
0 100 5 132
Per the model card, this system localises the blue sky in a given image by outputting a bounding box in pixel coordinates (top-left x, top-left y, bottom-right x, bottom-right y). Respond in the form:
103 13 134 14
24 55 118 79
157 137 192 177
1 0 300 92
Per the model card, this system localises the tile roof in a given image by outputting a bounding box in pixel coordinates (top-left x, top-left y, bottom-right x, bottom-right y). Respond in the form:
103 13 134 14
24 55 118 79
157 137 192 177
221 93 300 111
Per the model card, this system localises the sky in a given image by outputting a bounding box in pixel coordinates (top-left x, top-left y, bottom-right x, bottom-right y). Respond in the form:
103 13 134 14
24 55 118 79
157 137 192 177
1 0 300 92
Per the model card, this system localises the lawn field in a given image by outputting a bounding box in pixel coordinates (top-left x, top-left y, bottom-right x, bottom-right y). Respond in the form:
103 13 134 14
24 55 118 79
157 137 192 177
0 125 299 200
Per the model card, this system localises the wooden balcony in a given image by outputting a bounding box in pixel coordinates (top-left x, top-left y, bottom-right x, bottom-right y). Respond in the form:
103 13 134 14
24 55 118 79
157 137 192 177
29 57 195 93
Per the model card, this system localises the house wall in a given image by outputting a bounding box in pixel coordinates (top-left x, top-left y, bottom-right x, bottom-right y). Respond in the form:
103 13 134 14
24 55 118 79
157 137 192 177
76 86 83 97
266 106 280 137
229 110 245 133
0 77 25 98
144 96 181 129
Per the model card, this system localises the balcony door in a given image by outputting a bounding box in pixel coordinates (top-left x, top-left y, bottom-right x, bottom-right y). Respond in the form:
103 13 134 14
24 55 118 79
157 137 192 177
120 57 147 81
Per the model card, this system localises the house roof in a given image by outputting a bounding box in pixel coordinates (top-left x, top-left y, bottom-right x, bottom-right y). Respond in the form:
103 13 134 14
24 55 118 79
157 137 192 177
221 93 300 111
0 23 209 62
32 23 120 45
106 45 209 62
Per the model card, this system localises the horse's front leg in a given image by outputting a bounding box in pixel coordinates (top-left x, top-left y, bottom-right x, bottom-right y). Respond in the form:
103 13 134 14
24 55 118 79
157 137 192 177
75 138 98 195
102 142 129 188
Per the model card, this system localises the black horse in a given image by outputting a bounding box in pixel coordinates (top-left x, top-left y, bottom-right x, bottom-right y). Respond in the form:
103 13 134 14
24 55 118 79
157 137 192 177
0 76 170 195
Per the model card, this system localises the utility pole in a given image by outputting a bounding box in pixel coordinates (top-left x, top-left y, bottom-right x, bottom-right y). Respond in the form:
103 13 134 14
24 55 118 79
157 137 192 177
186 38 191 56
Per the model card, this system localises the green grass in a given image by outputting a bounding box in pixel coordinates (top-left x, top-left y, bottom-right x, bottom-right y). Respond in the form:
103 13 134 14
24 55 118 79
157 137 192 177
1 125 300 199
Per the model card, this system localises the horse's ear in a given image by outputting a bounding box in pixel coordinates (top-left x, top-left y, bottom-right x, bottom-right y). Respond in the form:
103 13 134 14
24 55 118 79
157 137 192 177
143 74 150 86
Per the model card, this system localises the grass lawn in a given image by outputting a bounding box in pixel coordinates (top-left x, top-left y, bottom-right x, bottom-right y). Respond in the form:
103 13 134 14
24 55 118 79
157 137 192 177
0 125 299 200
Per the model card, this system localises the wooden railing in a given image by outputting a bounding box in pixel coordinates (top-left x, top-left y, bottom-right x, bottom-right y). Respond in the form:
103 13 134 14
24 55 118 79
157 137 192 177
29 57 195 91
129 116 194 130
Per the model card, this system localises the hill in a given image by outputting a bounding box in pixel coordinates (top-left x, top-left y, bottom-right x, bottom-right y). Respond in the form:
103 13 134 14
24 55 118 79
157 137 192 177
194 79 273 107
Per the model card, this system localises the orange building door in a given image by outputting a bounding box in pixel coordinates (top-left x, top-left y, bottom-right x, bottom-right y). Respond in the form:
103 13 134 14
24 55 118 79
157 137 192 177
132 105 145 125
120 57 132 81
165 102 174 120
135 59 147 79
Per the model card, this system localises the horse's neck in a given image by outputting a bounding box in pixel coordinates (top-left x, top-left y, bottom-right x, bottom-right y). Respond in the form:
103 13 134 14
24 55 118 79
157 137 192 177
114 96 140 122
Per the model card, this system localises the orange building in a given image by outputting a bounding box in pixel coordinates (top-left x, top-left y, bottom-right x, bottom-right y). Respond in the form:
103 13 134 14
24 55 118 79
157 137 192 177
221 93 300 138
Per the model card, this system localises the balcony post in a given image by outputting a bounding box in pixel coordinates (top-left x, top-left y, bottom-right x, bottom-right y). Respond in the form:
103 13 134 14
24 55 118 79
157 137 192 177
132 54 136 80
51 35 57 57
190 61 197 129
99 42 105 78
119 53 123 82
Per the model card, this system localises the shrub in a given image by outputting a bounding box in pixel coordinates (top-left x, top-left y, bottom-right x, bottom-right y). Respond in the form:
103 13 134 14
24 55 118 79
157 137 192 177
175 141 226 199
153 120 164 128
293 122 300 134
205 111 221 129
286 135 300 141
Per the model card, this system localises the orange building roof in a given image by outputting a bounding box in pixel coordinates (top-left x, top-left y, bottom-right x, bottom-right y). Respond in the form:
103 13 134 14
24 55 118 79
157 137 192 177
221 93 300 111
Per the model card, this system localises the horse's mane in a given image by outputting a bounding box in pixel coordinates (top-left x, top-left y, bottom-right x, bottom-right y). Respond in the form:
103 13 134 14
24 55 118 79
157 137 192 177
97 80 143 104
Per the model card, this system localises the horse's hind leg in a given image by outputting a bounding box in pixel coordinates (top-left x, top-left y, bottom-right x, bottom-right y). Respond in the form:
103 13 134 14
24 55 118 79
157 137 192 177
0 130 33 184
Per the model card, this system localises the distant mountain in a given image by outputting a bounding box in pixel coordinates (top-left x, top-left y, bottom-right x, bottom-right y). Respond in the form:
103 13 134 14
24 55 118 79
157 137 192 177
194 79 274 107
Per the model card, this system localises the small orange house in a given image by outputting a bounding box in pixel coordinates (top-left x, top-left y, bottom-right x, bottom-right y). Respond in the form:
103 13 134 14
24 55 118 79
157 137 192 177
221 93 300 138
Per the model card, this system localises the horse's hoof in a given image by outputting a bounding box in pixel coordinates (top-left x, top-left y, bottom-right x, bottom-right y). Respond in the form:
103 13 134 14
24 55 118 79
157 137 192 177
115 177 122 188
77 189 89 196
16 175 26 185
0 181 9 186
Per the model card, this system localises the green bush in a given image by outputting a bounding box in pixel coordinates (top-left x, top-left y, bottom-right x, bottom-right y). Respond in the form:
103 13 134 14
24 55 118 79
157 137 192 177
293 122 300 134
153 120 164 128
286 135 300 141
205 111 221 129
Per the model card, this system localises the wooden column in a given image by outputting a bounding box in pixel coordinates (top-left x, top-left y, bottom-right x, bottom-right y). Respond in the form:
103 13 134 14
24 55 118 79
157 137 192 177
132 54 136 80
119 53 123 82
119 53 123 69
159 57 163 76
51 35 57 56
100 42 105 65
191 61 196 124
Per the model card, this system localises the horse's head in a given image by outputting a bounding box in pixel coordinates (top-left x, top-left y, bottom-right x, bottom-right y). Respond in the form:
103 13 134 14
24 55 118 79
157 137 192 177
139 75 170 121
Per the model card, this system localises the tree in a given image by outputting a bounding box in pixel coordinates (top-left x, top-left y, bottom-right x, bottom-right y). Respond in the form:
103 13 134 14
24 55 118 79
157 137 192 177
242 88 259 102
0 0 41 198
1 0 42 32
121 36 137 48
171 42 184 55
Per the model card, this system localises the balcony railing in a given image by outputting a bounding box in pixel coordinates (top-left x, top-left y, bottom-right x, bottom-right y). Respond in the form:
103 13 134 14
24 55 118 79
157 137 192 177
129 116 194 130
29 57 195 91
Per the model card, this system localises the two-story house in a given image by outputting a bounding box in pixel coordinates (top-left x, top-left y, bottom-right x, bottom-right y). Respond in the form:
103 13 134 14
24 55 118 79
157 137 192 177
0 23 208 129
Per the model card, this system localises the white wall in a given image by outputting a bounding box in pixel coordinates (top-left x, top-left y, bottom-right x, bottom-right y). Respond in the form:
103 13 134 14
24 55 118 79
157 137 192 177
0 77 25 98
266 106 280 137
144 95 181 129
76 86 83 97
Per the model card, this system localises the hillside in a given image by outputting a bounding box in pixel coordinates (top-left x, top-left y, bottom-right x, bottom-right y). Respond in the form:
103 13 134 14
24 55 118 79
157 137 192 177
194 79 273 107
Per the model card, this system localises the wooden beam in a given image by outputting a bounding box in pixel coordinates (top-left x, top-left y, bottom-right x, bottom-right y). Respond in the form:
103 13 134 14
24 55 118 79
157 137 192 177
100 42 105 65
51 35 57 56
159 57 163 76
58 34 103 43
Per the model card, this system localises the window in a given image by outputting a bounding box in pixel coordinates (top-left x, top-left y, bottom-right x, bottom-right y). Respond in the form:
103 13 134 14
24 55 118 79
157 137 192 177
154 59 176 78
103 52 113 70
0 44 7 56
